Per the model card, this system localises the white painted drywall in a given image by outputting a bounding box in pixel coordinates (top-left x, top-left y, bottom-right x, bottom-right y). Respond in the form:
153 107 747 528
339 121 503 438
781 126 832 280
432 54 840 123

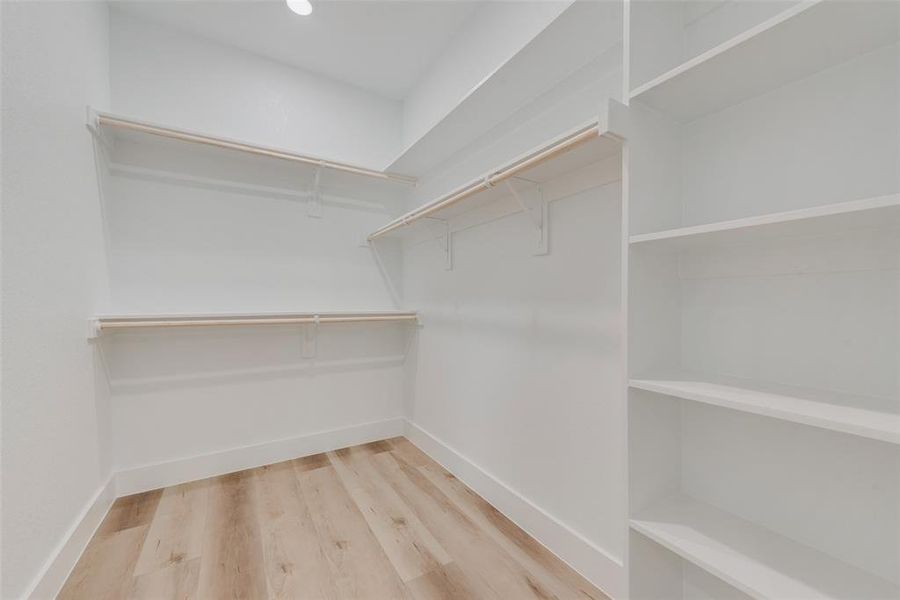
1 2 112 597
103 153 400 314
402 172 627 582
400 0 573 152
104 323 409 476
109 9 403 169
100 155 410 474
99 9 415 480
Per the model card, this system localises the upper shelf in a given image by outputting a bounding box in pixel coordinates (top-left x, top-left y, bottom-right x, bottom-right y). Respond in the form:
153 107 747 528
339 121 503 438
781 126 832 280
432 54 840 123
88 109 416 204
629 0 900 122
368 122 622 241
631 493 900 600
629 193 900 249
386 1 622 176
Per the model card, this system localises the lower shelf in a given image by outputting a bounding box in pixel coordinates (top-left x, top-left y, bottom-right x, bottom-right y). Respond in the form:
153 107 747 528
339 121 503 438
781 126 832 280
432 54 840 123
630 374 900 445
631 494 900 600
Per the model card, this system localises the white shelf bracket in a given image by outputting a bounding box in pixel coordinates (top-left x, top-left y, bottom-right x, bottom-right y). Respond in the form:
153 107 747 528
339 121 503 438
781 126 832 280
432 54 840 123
87 318 102 340
423 217 452 271
505 179 548 255
302 315 319 358
85 106 113 151
307 164 323 218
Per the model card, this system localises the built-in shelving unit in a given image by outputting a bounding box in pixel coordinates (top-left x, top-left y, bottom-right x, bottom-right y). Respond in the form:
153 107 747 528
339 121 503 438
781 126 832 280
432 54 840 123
630 374 899 445
630 0 900 122
626 1 899 597
631 494 900 600
369 121 621 241
91 311 418 336
629 193 900 249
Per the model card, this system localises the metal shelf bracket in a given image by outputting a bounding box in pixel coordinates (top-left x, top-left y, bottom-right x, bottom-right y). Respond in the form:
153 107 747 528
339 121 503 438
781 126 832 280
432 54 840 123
506 179 548 255
307 164 324 218
87 318 102 340
423 217 452 270
302 315 319 358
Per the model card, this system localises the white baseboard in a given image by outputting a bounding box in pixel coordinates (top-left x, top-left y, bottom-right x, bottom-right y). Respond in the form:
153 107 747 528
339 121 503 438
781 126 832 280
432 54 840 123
404 420 625 599
115 417 405 496
26 476 116 600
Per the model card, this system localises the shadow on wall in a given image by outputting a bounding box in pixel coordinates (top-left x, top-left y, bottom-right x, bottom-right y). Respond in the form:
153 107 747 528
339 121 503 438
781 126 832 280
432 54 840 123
96 322 417 393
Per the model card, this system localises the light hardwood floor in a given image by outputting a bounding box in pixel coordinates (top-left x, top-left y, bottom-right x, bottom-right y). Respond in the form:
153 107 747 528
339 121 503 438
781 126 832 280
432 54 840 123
59 437 608 599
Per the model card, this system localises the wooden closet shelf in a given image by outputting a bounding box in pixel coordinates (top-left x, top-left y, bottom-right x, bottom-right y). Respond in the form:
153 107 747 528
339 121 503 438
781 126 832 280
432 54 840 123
91 311 419 334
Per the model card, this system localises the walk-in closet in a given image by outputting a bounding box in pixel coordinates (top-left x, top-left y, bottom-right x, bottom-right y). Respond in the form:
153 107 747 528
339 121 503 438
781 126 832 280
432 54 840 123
2 1 898 598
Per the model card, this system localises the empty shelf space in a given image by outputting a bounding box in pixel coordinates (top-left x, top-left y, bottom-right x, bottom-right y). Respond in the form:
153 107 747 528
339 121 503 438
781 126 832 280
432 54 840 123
91 310 419 334
629 0 900 122
630 374 900 445
629 194 900 249
631 494 900 600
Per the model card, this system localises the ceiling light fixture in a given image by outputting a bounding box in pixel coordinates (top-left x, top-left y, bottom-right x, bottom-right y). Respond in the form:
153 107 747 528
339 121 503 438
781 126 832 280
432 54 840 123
286 0 312 16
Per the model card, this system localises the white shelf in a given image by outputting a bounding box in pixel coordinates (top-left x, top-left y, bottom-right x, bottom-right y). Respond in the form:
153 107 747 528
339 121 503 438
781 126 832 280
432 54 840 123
629 0 900 122
369 122 621 240
92 310 418 334
629 194 900 249
386 1 621 176
630 373 900 445
631 494 900 600
89 109 416 204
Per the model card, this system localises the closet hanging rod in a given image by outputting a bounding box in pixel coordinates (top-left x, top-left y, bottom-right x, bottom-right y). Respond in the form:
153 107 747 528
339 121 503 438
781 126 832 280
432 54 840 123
367 122 601 240
94 112 417 185
94 312 419 332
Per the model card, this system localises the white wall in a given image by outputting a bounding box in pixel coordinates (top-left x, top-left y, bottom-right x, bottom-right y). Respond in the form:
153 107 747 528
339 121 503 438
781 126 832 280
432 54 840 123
402 168 626 592
109 9 403 169
1 2 112 598
101 153 410 479
401 0 573 151
102 141 401 314
105 322 409 485
394 6 628 592
101 20 410 484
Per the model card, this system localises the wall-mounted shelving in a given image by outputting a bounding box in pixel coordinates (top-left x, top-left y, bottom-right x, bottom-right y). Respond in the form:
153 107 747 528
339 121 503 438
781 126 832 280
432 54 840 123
386 1 623 176
88 108 417 205
626 2 899 598
630 374 899 445
91 310 418 336
631 494 900 600
629 0 900 122
368 121 621 241
629 193 900 249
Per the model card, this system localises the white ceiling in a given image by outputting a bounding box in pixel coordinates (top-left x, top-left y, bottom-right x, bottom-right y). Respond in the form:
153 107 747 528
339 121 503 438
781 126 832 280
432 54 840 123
113 0 483 100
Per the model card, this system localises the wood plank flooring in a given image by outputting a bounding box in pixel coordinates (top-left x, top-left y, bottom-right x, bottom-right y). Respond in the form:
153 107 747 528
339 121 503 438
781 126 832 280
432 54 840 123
59 438 607 600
